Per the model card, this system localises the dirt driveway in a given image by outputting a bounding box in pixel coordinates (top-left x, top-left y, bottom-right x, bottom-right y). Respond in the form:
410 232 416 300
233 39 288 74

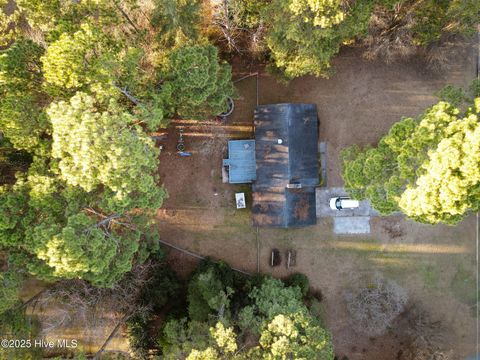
257 45 477 186
155 39 478 359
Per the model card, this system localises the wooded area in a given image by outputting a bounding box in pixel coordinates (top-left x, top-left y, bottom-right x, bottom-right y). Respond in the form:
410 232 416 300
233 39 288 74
0 0 478 359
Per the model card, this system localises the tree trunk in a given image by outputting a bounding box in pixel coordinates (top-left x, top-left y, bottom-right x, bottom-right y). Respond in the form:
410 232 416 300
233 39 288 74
94 313 130 359
112 1 139 33
114 85 142 106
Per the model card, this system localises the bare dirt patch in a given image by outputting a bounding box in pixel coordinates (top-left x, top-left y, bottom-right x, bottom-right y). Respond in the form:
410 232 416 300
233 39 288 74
257 44 477 186
23 39 477 358
154 39 477 359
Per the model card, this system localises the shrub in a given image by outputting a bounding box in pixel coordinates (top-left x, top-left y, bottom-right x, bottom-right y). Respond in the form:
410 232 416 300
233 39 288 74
0 270 23 316
345 275 408 336
285 273 310 297
434 85 467 107
469 79 480 98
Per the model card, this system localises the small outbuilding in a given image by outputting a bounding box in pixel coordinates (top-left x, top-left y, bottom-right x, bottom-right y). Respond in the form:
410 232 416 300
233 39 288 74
223 140 256 184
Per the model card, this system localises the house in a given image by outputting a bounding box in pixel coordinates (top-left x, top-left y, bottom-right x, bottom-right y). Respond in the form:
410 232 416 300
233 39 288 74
223 103 319 227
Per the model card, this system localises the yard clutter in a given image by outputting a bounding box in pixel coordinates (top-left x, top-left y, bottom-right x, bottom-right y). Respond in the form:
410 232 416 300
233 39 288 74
345 274 408 337
235 192 246 209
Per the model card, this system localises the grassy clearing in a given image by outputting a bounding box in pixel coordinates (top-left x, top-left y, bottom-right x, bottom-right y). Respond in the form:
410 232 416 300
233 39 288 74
309 298 328 328
417 263 440 289
450 263 477 308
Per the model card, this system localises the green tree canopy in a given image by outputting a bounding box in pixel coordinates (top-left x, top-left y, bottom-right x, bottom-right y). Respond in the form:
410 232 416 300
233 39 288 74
250 312 334 360
41 23 117 93
181 314 334 360
0 39 50 155
184 322 238 360
0 0 180 291
161 318 216 360
3 0 133 43
410 0 480 46
362 0 480 63
264 0 372 79
159 269 334 360
47 92 166 211
151 0 202 47
14 0 90 36
341 87 480 224
0 168 161 288
187 267 234 322
32 212 141 286
238 277 306 333
164 43 235 119
236 0 479 79
398 110 480 224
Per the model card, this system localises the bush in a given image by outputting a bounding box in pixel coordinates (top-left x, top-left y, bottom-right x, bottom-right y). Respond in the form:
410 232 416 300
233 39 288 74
231 0 266 28
308 298 327 328
126 262 181 358
285 273 310 297
434 85 466 107
139 266 180 312
187 266 234 321
126 313 150 359
0 308 42 359
469 79 480 98
0 270 23 316
345 275 408 336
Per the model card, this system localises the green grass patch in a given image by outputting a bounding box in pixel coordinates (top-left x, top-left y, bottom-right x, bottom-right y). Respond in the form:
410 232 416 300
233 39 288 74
450 264 477 307
309 298 328 328
418 263 440 289
220 209 252 229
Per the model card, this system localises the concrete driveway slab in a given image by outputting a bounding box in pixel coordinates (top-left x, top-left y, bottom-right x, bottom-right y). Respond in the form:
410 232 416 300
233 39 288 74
333 216 371 234
316 187 379 217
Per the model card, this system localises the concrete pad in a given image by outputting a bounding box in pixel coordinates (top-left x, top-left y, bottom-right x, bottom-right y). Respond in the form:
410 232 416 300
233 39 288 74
333 216 371 234
316 187 379 218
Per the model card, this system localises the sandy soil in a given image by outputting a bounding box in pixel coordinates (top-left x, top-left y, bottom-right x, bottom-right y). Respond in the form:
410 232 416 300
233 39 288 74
257 44 477 186
256 215 477 359
155 40 478 359
19 39 478 358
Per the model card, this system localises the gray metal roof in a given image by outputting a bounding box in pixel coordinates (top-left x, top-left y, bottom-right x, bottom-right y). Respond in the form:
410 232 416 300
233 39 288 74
252 103 319 227
223 140 256 184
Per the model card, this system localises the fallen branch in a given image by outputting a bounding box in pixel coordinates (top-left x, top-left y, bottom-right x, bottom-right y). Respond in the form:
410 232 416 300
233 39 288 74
20 287 53 311
94 313 131 360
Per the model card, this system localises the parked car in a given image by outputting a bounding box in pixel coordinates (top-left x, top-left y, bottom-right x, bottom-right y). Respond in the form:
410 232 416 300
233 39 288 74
329 197 359 210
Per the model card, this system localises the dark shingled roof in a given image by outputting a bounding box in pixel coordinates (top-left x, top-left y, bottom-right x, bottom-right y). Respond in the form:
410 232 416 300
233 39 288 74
252 103 319 227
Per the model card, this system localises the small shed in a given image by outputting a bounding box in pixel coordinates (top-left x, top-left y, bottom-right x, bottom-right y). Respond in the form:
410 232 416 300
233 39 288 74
223 140 256 184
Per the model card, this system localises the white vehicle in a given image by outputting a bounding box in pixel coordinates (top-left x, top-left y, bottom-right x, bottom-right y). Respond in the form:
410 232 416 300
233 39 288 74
329 197 359 210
